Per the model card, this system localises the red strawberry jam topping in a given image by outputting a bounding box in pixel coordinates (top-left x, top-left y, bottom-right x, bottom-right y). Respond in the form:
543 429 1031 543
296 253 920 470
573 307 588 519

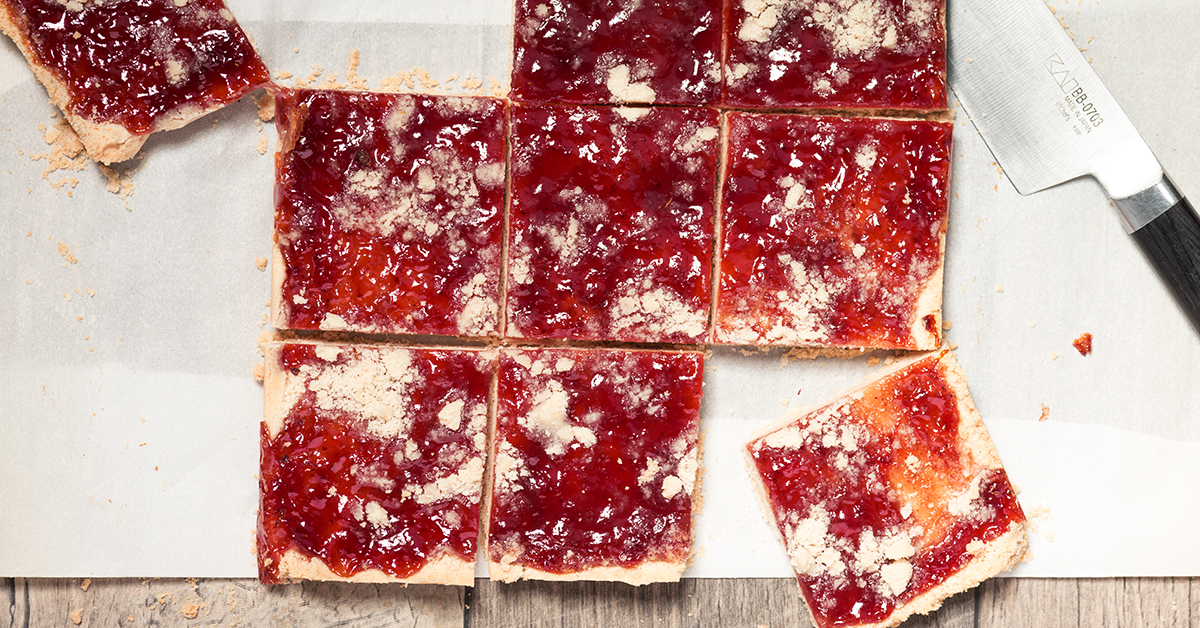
717 113 951 349
3 0 269 133
489 349 703 577
511 0 722 106
747 354 1025 628
258 343 492 584
507 103 717 343
724 0 946 110
274 89 506 337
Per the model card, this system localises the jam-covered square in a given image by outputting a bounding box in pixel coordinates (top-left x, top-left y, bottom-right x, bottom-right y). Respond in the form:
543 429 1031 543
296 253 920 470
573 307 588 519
273 89 506 338
488 348 703 584
258 342 494 585
0 0 270 160
724 0 946 110
511 0 722 106
716 113 951 350
507 104 718 344
746 349 1027 628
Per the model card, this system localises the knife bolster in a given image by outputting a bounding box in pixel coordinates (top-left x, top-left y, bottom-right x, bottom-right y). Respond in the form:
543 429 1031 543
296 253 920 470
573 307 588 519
1115 175 1182 232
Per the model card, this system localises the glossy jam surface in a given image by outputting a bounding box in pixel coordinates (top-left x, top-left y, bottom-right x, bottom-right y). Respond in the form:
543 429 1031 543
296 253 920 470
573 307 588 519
1073 332 1093 356
275 89 506 337
507 104 717 343
6 0 269 133
489 349 703 575
747 354 1025 628
724 0 946 109
258 343 492 584
511 0 722 105
717 113 951 349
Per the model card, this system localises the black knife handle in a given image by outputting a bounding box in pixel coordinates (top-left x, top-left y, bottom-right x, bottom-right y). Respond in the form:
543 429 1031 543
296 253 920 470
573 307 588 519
1130 196 1200 333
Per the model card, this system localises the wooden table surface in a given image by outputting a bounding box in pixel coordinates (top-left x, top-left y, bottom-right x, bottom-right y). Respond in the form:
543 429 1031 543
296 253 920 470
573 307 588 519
4 577 1196 627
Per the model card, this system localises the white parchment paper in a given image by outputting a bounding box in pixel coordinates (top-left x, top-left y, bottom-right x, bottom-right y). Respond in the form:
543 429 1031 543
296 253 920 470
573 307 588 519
1 0 1198 577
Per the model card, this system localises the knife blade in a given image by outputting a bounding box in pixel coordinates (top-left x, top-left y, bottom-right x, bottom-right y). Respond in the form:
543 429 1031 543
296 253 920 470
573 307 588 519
947 0 1200 332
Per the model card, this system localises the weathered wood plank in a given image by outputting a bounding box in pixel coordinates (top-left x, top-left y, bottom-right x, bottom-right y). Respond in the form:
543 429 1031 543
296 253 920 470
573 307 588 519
1118 578 1193 627
976 578 1080 627
466 578 812 628
4 577 462 628
7 576 1199 627
466 578 983 628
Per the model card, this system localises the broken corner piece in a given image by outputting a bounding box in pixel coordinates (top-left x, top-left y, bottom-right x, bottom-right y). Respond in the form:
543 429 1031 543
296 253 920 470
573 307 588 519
745 348 1027 628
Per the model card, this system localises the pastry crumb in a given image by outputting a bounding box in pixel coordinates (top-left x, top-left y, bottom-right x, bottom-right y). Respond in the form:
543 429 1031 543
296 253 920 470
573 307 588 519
995 283 1004 293
1039 405 1050 422
255 91 276 121
255 257 268 271
345 49 368 90
69 609 83 625
80 578 90 591
252 362 265 382
256 135 269 155
180 603 199 619
57 242 78 264
97 165 135 205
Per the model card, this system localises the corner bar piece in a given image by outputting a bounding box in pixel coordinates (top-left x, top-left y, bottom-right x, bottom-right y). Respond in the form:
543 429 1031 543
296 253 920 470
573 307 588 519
258 341 494 585
273 89 506 338
488 348 703 584
746 348 1027 628
0 0 269 163
716 112 951 350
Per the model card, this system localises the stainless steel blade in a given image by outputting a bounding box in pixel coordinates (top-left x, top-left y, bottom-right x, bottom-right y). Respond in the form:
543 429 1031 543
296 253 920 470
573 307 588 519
947 0 1162 203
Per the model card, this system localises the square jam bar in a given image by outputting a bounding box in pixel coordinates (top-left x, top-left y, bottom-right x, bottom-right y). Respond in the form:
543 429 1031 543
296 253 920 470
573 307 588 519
507 104 718 343
273 89 506 338
488 348 703 584
746 349 1028 628
716 113 951 350
258 342 494 585
724 0 946 110
511 0 722 105
0 0 269 163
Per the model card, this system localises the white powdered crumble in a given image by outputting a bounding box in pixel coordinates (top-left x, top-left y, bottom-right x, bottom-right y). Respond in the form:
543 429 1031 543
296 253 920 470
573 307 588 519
605 64 657 103
855 142 879 170
457 270 498 335
364 501 390 531
438 399 465 431
414 457 485 505
739 0 788 43
519 379 596 457
275 346 420 441
610 286 706 340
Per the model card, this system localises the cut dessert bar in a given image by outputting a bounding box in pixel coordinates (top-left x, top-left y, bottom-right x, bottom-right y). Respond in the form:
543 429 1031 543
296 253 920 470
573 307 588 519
510 0 723 106
746 348 1027 628
488 348 703 584
0 0 269 163
724 0 946 111
273 89 506 338
507 103 718 343
258 341 494 585
716 112 951 350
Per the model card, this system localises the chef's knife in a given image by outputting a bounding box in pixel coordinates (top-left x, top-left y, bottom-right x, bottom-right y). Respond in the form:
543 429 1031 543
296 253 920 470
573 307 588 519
947 0 1200 332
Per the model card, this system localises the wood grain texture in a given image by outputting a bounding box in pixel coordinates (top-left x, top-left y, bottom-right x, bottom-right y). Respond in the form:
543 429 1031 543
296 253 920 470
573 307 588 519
4 577 1199 627
1 577 463 628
